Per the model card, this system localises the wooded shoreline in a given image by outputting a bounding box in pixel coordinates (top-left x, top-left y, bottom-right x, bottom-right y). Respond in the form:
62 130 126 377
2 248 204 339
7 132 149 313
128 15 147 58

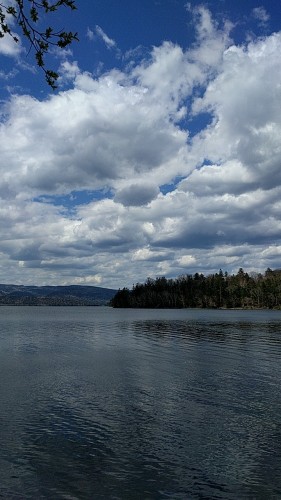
111 268 281 309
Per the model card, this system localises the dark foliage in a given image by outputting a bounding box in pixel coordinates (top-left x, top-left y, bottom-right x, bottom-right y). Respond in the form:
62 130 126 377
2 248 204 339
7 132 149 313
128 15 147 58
111 268 281 309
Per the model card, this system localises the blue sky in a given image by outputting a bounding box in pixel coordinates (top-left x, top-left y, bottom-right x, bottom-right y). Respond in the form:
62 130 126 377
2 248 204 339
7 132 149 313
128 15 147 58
0 0 280 287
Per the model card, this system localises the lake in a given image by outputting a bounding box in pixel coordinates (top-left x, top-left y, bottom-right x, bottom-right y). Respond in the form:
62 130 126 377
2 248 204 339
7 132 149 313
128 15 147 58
0 306 280 499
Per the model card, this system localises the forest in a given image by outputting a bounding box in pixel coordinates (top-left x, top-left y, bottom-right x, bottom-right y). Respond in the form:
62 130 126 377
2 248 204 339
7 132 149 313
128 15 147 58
111 268 281 309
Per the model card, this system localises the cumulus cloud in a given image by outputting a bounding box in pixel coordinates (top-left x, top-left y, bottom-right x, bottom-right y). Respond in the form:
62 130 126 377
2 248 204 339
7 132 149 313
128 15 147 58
0 69 189 198
0 5 280 287
0 4 230 201
59 60 80 82
191 33 281 191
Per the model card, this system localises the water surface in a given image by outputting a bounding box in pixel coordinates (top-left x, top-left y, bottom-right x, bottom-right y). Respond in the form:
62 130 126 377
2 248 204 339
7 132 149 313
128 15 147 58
0 307 281 499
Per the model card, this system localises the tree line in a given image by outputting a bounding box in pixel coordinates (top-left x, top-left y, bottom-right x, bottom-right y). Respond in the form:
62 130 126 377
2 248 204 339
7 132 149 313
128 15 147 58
111 268 281 309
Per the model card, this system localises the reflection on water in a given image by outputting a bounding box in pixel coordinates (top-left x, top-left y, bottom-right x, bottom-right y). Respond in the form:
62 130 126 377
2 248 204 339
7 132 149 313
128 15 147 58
0 306 281 499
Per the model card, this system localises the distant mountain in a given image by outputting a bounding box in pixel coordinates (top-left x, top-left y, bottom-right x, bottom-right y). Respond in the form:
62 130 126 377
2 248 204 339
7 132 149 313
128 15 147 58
0 284 117 306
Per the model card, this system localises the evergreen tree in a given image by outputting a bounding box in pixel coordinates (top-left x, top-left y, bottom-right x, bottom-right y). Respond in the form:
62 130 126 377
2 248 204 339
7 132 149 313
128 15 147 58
111 269 281 309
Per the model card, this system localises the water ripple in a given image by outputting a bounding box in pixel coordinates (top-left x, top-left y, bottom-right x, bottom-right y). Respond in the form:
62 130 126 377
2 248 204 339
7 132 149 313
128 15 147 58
0 307 281 499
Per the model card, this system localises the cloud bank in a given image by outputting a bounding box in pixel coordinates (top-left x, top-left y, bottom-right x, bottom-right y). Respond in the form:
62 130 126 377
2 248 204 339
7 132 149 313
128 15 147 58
0 6 280 287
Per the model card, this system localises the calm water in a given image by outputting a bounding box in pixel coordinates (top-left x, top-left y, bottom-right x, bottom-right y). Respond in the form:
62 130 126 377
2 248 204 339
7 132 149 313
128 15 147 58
0 307 281 499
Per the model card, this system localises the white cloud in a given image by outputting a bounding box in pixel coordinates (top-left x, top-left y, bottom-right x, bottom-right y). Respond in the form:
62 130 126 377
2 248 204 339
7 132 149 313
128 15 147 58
71 274 102 285
0 67 189 198
0 32 22 57
132 247 171 262
191 33 281 191
252 7 270 25
177 255 196 266
0 67 18 80
0 1 22 56
59 60 80 82
86 27 94 41
95 25 116 49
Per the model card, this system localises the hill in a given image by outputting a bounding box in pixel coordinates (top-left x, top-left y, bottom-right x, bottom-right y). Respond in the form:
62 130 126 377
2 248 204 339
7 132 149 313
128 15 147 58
0 284 117 306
